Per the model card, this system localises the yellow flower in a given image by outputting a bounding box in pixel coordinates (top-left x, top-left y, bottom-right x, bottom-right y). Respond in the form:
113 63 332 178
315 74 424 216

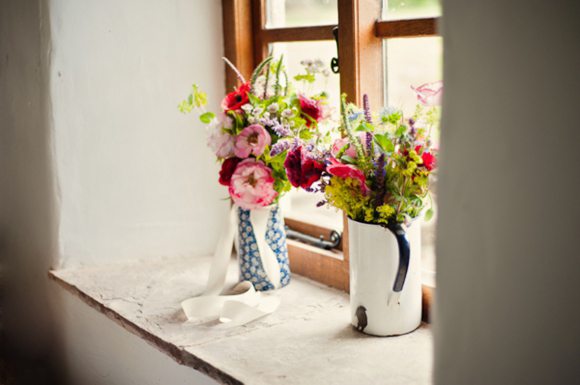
403 161 417 176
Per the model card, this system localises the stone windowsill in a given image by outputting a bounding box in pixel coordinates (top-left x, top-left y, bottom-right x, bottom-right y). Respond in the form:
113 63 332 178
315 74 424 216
49 255 432 385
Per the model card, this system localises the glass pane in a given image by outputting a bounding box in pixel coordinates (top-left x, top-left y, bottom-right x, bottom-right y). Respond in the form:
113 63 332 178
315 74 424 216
382 0 441 20
266 0 338 28
269 41 343 231
384 37 443 273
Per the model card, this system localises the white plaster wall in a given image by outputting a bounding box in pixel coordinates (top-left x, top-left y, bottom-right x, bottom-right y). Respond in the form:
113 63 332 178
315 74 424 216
50 0 229 268
435 1 580 384
1 0 224 383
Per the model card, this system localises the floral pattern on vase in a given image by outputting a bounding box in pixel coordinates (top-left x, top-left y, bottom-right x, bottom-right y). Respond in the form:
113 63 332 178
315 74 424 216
237 206 290 291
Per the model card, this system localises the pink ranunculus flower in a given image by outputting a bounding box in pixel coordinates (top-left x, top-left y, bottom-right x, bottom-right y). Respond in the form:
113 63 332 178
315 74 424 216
411 81 443 106
326 158 371 196
330 132 370 158
206 113 235 158
229 159 278 210
234 124 272 158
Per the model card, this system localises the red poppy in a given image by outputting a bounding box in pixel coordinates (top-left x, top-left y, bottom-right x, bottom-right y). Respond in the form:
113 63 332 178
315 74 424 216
219 157 242 186
221 83 251 111
298 94 322 127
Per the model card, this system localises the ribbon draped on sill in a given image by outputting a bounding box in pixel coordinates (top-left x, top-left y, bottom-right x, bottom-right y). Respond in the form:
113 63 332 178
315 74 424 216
181 205 281 325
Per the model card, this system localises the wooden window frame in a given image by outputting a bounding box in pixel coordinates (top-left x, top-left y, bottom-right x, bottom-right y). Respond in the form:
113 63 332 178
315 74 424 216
222 0 438 321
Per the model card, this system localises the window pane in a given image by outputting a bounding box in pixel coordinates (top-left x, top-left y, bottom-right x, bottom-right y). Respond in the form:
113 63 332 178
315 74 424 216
383 37 442 273
269 41 343 231
266 0 338 28
382 0 441 20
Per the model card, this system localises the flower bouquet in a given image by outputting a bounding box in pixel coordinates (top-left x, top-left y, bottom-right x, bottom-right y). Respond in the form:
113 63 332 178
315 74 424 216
179 56 330 291
284 82 441 335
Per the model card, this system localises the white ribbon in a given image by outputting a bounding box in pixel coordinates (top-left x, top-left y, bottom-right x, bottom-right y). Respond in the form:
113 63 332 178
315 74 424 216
181 204 281 325
249 207 281 289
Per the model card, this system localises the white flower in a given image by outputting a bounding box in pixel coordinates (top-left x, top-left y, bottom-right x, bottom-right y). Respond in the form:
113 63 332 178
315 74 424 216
314 58 324 68
206 116 234 158
268 103 279 113
263 112 270 119
248 116 256 123
253 107 263 115
241 103 253 113
282 109 293 118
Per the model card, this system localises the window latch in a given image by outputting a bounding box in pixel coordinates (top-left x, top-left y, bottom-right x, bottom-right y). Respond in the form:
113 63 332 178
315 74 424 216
284 226 341 250
330 27 339 74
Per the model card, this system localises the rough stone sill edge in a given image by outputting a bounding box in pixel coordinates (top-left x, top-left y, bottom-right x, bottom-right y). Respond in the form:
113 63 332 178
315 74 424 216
48 271 242 385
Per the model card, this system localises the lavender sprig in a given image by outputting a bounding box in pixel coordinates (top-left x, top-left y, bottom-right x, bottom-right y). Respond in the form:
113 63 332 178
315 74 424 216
260 118 291 137
270 140 292 157
409 118 417 137
363 94 373 124
366 131 374 161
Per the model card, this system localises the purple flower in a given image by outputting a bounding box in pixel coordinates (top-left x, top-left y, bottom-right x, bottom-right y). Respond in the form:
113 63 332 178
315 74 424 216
365 132 373 160
374 153 386 208
348 111 364 121
270 140 291 157
261 118 291 137
363 94 372 124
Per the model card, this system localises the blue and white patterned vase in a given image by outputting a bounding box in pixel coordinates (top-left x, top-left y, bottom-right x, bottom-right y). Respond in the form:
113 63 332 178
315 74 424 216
236 205 291 291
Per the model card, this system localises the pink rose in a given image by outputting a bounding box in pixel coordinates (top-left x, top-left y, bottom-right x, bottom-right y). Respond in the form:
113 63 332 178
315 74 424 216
234 124 272 158
229 159 278 210
330 132 370 158
326 158 371 196
411 81 443 106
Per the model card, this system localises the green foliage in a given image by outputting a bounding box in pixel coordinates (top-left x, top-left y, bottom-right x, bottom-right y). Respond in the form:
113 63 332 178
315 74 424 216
341 155 356 164
199 112 215 124
373 134 394 153
395 124 407 136
178 84 208 114
381 109 402 124
293 74 316 83
250 56 274 87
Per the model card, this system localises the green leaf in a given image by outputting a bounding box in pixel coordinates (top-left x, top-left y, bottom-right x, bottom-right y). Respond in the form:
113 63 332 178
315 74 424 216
299 130 313 140
250 56 274 86
199 112 216 124
395 124 407 136
424 208 434 222
373 134 394 152
269 152 286 164
341 155 356 164
355 123 366 132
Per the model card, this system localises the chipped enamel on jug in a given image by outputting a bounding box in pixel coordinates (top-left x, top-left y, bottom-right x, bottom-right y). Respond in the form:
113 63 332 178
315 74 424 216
348 218 422 336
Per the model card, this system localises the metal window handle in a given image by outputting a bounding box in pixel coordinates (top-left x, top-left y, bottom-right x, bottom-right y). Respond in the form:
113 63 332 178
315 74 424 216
330 27 339 74
284 226 341 250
